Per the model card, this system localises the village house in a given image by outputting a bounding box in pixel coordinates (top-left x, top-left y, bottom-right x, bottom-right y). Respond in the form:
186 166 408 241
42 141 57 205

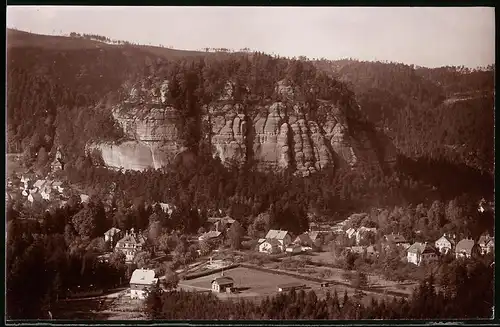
130 268 158 299
20 176 31 190
384 233 410 250
345 245 379 258
455 238 480 259
285 243 303 254
435 234 455 254
115 229 146 262
211 275 234 293
294 233 313 247
265 230 292 247
28 191 43 204
33 179 46 191
355 227 377 245
198 230 223 242
259 238 282 254
51 181 65 193
207 216 236 233
407 242 439 266
104 227 123 248
478 234 494 255
345 228 356 239
80 194 90 203
40 184 53 201
308 231 323 248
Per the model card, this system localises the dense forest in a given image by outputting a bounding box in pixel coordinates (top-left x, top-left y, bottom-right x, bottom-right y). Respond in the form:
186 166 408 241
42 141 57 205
312 59 494 176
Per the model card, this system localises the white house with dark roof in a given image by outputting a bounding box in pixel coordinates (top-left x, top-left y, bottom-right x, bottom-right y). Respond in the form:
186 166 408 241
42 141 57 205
115 229 146 262
130 268 158 299
407 242 438 266
211 275 234 293
259 238 282 254
265 229 292 247
435 234 455 254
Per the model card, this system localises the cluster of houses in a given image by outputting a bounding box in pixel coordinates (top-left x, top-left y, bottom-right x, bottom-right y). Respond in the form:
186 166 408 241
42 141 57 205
18 176 66 204
257 229 321 254
390 232 494 266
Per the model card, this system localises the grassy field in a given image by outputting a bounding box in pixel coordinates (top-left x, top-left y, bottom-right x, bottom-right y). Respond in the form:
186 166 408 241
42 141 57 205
179 266 320 299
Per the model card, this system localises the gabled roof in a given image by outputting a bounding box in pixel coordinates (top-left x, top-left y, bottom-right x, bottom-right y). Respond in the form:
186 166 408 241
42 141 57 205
265 229 289 240
130 269 158 285
294 233 312 244
436 234 455 245
478 235 493 246
407 242 437 255
212 276 234 285
199 231 222 240
308 231 320 241
261 238 281 247
456 239 476 254
52 181 63 187
80 194 90 203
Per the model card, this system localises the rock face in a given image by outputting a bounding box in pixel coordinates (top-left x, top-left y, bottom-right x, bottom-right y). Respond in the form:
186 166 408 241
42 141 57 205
90 78 364 174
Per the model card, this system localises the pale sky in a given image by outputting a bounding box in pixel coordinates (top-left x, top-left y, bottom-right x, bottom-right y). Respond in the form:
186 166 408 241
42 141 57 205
6 6 495 68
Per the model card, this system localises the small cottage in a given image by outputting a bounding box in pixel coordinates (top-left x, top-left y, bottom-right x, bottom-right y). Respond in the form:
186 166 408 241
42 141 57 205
115 229 146 262
407 242 438 266
211 276 234 293
130 269 158 299
265 229 292 247
198 230 222 242
355 227 377 245
435 234 455 254
294 233 313 247
285 243 303 254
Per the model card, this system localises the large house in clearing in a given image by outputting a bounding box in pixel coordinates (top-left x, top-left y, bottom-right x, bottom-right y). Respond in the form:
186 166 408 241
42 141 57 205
211 274 234 293
115 229 146 262
407 242 438 266
435 234 455 254
129 269 158 299
258 229 292 254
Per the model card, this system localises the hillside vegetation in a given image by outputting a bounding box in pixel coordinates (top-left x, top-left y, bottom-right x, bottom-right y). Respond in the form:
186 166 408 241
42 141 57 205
7 29 494 221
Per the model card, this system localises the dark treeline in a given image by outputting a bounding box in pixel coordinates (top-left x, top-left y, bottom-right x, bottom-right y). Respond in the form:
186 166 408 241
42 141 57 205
145 256 493 320
6 200 128 319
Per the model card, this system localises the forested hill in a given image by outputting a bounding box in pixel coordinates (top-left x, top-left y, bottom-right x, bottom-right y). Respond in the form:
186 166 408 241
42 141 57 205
312 59 495 176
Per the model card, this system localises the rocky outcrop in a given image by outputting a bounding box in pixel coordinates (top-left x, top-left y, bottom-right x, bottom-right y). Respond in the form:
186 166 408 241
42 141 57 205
90 78 363 174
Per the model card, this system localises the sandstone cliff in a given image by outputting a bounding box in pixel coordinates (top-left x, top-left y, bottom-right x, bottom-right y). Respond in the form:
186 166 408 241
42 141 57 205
90 77 367 174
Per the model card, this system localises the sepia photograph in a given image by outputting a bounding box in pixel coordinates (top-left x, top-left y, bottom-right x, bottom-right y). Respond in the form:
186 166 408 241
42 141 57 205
5 5 495 322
